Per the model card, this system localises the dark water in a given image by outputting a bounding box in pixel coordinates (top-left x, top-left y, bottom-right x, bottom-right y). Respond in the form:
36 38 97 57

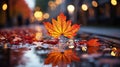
0 46 120 67
0 47 52 67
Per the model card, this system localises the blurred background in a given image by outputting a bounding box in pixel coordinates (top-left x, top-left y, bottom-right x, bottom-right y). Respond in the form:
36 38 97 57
0 0 120 28
0 0 120 67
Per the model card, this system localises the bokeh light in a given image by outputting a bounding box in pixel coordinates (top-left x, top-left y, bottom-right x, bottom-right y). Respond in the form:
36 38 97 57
35 32 42 41
111 0 117 6
81 4 88 11
34 11 43 21
43 13 50 19
48 1 57 10
92 1 98 7
2 3 7 11
55 0 63 5
68 45 74 49
67 4 75 14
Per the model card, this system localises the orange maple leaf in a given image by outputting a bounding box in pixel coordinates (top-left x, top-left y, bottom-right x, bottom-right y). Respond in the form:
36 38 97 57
87 39 100 46
44 13 80 38
44 49 80 66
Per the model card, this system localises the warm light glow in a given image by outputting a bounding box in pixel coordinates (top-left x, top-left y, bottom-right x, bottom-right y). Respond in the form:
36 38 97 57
48 1 57 10
2 3 7 11
81 4 88 11
34 26 43 40
35 32 42 41
82 46 87 51
112 47 117 51
55 0 63 5
43 13 50 19
111 51 116 56
68 45 74 48
48 1 54 6
111 0 117 6
4 43 8 49
34 11 43 21
67 5 75 14
111 47 117 56
92 1 98 7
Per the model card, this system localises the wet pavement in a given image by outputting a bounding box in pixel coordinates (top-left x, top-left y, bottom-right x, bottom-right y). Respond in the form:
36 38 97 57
0 45 120 67
80 26 120 44
0 25 120 67
80 26 120 39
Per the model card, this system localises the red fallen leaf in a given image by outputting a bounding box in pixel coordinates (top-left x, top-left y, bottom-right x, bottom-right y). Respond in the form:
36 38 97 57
0 35 7 42
10 41 20 45
26 40 33 44
79 40 87 45
23 34 34 44
88 47 99 54
10 36 22 45
87 39 100 46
